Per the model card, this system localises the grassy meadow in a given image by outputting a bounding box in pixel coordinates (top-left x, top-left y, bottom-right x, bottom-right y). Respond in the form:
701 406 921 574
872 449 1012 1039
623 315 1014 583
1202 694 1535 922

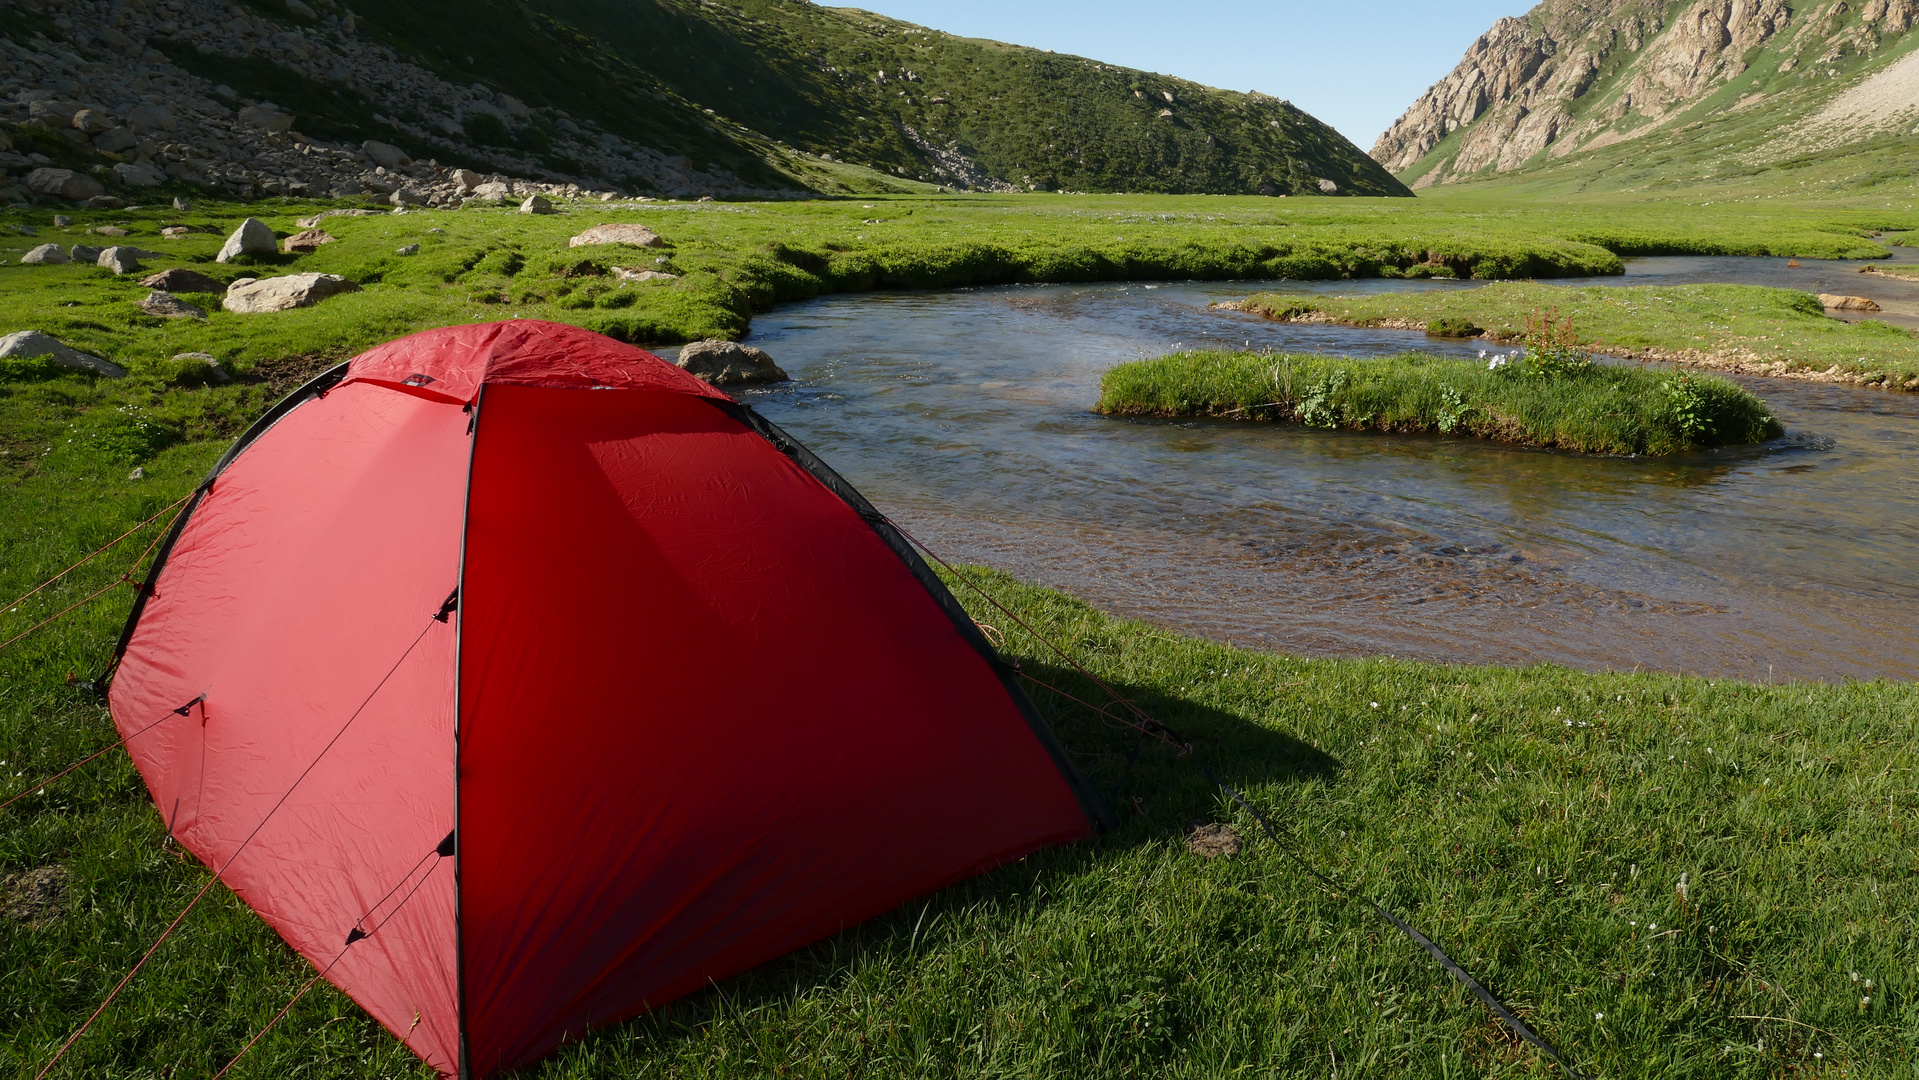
1237 283 1919 389
2 416 1916 1076
1097 350 1782 456
1 190 1915 378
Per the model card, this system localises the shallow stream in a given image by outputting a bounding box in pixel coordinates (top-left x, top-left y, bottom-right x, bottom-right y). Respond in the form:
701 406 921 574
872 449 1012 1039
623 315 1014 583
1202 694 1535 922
669 253 1919 683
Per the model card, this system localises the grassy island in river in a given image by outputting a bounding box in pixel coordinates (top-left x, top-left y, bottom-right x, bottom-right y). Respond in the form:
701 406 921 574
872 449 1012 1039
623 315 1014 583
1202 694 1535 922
1097 350 1783 456
1233 283 1919 391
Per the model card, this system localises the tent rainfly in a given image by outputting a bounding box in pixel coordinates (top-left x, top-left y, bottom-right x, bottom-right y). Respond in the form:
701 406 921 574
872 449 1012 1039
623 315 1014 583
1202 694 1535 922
107 321 1109 1077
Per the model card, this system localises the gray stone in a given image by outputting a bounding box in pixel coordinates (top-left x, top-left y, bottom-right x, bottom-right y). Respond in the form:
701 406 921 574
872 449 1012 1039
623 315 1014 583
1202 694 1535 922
237 105 294 134
223 272 360 313
140 267 225 293
93 126 138 153
124 104 176 134
97 246 145 275
390 187 428 206
216 218 277 263
612 267 678 283
519 194 554 214
139 291 206 318
284 0 317 16
675 339 788 386
1819 294 1882 311
569 223 664 248
469 180 511 201
27 101 83 129
26 168 106 201
361 140 410 169
20 244 68 265
52 216 73 227
69 244 103 263
71 108 113 134
449 168 483 192
172 197 191 212
112 161 166 187
0 330 126 377
396 243 419 255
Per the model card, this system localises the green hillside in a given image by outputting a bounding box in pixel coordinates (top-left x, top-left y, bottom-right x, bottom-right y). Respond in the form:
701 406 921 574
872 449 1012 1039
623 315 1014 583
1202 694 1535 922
118 0 1408 197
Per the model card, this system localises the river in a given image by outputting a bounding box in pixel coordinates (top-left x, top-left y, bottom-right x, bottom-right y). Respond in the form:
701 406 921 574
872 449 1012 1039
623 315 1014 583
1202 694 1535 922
664 253 1919 684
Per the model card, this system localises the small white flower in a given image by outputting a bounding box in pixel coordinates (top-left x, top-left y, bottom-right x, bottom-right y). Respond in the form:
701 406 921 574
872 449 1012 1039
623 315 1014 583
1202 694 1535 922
1370 701 1379 708
1594 1012 1604 1020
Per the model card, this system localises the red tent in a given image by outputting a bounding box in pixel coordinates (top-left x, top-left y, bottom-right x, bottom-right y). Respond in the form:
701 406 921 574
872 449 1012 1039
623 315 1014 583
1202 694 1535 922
106 321 1108 1077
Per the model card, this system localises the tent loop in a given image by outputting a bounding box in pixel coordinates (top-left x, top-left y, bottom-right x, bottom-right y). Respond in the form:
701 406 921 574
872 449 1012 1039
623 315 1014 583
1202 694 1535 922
0 696 201 814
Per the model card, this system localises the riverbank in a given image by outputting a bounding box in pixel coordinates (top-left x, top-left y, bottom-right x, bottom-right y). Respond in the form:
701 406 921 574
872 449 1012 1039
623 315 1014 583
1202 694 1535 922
1 191 1915 375
3 423 1911 1075
1097 350 1781 455
1227 282 1919 391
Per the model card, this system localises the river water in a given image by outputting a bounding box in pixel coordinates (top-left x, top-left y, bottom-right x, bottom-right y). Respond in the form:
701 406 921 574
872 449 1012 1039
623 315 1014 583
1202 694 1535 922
672 253 1919 684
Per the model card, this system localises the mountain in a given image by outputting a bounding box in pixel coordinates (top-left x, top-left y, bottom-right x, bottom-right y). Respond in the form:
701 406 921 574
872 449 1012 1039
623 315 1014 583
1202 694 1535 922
0 0 1409 200
1374 0 1919 194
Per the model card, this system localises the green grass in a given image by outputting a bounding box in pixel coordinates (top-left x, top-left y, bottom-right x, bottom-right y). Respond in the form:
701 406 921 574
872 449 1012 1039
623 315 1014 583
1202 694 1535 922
1238 283 1919 389
1096 350 1783 456
3 410 1915 1075
3 191 1914 372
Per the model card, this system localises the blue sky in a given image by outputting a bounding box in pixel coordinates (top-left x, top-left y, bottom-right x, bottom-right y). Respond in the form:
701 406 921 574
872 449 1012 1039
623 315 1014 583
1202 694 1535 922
844 1 1538 150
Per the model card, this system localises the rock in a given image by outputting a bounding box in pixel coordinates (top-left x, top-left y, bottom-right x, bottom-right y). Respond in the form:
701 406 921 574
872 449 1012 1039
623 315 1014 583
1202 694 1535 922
216 218 278 263
0 330 126 377
161 226 191 238
449 168 483 192
285 0 317 16
69 245 103 263
127 467 145 480
396 243 419 255
111 161 166 187
1186 823 1241 858
470 180 512 201
81 196 125 211
675 339 788 386
94 226 129 237
25 167 106 201
280 228 335 254
569 223 664 248
612 267 678 283
93 126 138 153
124 104 176 134
71 108 114 134
20 244 68 265
1316 178 1339 194
172 197 192 212
520 194 555 215
361 140 411 169
390 187 428 206
52 216 73 227
223 273 361 313
1819 294 1882 311
140 267 225 293
97 246 145 275
237 105 295 134
139 291 206 318
27 101 83 128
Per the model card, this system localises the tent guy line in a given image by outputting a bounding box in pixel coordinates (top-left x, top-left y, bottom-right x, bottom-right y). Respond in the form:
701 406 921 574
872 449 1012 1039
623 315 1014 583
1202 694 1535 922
32 604 451 1080
0 695 200 814
889 515 1589 1080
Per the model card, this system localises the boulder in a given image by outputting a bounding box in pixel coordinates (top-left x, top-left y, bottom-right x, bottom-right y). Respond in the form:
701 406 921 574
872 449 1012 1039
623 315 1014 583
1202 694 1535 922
675 339 788 386
140 267 225 293
27 101 83 128
280 228 335 253
113 161 167 187
569 223 664 248
139 291 206 318
216 218 278 263
25 167 106 201
361 140 411 169
0 330 126 376
611 266 678 283
93 126 138 153
94 226 129 237
237 105 294 133
172 197 192 212
520 194 555 215
1819 294 1882 311
390 187 429 206
97 246 145 275
124 104 176 134
160 226 192 238
69 244 103 263
71 108 114 135
20 243 68 265
396 243 419 255
449 168 483 192
223 273 360 313
470 180 512 201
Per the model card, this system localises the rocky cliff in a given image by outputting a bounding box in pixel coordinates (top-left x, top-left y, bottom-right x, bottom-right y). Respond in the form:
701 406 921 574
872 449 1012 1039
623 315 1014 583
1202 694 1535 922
1375 0 1919 188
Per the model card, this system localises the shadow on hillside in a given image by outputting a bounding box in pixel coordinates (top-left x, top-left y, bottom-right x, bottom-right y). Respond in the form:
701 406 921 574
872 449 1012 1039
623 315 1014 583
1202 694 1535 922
525 661 1338 1070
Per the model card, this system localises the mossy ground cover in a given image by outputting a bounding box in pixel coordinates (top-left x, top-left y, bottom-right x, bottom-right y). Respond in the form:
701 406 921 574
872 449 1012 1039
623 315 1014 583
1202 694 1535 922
1 191 1913 377
1097 350 1781 456
2 414 1915 1076
1238 283 1919 389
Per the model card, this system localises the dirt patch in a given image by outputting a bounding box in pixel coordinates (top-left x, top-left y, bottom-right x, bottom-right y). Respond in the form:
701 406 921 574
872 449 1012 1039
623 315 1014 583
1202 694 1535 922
249 352 350 397
1187 822 1242 858
3 865 71 926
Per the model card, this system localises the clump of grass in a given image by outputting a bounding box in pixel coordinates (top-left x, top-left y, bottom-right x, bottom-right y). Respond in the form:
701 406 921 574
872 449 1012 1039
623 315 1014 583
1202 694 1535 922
1423 316 1481 338
1096 349 1782 455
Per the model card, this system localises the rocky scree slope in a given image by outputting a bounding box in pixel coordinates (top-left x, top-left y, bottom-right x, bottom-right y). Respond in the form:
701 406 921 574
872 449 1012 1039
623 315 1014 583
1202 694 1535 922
0 0 1405 206
1374 0 1919 191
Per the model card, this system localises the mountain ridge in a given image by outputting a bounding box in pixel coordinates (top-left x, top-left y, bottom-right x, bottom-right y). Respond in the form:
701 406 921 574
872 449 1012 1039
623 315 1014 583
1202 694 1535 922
1375 0 1919 194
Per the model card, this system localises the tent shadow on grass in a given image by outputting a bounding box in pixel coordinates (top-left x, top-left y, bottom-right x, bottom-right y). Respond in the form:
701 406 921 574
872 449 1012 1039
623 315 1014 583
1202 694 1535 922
541 662 1339 1067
